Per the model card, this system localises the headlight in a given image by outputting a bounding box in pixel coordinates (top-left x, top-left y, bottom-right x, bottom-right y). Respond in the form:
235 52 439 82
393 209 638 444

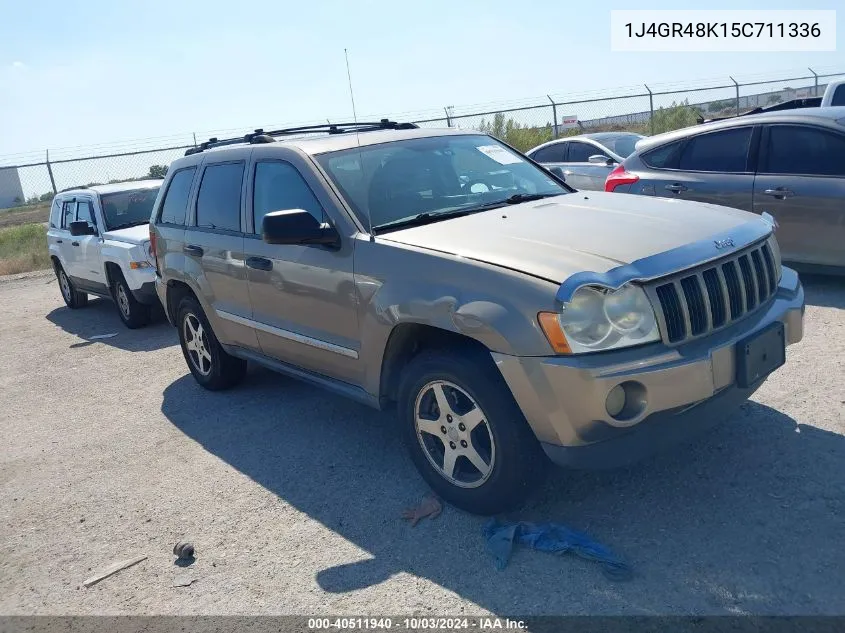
539 284 660 354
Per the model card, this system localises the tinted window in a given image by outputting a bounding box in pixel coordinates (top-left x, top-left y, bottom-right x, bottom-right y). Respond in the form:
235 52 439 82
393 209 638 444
196 163 244 232
678 127 752 172
253 162 323 233
101 188 160 230
567 142 596 163
159 168 196 225
764 125 845 176
531 143 567 163
61 201 75 228
831 85 845 107
641 140 684 169
76 201 94 225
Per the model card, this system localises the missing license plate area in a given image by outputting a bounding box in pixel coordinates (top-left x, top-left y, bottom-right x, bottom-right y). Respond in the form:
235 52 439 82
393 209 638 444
736 322 785 388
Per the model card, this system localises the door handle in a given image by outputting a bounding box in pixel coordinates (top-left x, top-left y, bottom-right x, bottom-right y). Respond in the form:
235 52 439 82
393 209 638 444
56 239 63 244
72 241 80 246
762 188 795 199
246 256 273 271
665 183 688 193
183 245 204 257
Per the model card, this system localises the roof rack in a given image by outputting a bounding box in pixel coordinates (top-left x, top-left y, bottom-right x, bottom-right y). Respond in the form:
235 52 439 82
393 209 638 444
698 97 822 124
185 119 419 156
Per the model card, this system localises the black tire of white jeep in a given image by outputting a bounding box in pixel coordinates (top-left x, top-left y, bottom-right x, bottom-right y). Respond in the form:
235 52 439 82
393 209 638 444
112 273 150 329
176 296 247 390
398 347 548 515
55 263 89 309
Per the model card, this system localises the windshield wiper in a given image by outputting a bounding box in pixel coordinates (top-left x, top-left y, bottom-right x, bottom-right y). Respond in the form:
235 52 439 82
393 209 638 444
372 208 479 233
107 221 147 231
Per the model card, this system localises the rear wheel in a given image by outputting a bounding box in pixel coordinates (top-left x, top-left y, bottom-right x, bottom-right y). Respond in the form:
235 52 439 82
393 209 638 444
398 348 548 515
177 296 246 390
56 264 88 309
112 274 150 329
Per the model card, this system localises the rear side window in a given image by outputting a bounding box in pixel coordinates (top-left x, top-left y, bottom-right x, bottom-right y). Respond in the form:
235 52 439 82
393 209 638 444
678 127 752 173
641 140 684 169
61 201 75 228
531 143 567 163
763 125 845 177
195 163 244 232
49 198 61 228
831 85 845 107
253 161 324 233
159 167 196 225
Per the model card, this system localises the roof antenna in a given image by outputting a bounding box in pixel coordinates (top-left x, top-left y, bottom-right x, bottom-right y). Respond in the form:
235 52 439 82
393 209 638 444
345 48 373 238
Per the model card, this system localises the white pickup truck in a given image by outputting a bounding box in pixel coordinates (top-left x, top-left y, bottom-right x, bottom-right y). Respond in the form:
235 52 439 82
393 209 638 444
46 180 162 328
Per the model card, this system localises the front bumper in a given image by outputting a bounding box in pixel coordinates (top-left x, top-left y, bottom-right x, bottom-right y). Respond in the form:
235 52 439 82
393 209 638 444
131 281 159 306
493 266 805 469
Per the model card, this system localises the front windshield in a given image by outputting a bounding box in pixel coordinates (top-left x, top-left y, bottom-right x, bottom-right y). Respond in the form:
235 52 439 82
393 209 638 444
603 134 644 158
100 187 160 230
315 134 571 232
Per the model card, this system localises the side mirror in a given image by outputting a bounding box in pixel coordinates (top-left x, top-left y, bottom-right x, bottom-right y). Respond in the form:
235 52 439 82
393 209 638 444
262 209 339 247
69 221 96 236
547 166 566 182
589 154 615 166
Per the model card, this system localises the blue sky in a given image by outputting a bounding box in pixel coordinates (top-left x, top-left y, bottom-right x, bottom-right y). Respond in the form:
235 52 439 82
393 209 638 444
1 0 843 159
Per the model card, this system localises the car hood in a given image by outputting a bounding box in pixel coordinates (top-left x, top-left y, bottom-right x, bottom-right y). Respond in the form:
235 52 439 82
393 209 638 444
103 224 149 245
378 192 760 283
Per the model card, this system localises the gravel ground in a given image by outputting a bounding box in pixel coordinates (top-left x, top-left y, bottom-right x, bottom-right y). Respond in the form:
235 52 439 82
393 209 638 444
0 270 843 617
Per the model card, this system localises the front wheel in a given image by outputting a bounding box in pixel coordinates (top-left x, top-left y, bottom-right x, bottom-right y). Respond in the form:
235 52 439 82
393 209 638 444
176 296 246 390
112 274 150 329
56 264 88 309
398 348 548 515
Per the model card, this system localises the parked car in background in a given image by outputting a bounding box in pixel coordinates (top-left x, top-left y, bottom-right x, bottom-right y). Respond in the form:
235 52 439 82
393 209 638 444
47 181 162 327
821 78 845 107
526 132 645 190
150 121 803 515
605 106 845 271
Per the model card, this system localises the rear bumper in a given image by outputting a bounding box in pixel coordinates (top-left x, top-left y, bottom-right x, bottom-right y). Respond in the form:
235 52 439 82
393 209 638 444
493 266 805 469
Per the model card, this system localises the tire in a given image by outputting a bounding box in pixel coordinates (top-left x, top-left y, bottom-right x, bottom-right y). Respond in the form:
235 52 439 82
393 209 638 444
112 273 150 329
55 264 89 309
176 295 247 390
398 348 548 515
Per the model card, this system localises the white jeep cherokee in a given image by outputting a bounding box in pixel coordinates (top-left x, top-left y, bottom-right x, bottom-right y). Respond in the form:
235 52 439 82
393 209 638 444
47 180 162 328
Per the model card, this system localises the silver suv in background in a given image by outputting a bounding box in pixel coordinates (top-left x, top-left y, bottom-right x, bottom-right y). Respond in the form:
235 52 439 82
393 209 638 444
47 181 162 327
526 132 644 190
606 106 845 271
150 121 803 515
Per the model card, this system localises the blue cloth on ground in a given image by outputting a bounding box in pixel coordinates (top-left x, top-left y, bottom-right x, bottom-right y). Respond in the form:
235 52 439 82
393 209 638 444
482 519 632 580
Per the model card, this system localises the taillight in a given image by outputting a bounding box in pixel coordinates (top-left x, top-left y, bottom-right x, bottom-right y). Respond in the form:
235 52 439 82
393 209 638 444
149 225 159 274
605 164 639 193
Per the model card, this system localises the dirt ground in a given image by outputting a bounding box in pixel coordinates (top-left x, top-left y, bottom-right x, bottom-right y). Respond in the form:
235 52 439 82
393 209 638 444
0 270 843 616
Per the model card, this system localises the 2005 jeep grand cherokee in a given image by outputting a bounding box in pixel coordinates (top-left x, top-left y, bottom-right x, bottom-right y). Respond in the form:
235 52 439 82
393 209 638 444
149 120 805 515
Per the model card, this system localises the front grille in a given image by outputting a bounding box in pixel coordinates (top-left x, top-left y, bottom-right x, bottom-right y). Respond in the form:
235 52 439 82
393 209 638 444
648 240 780 345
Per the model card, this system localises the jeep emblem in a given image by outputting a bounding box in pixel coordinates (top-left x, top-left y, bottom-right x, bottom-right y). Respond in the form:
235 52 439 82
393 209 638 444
713 238 735 250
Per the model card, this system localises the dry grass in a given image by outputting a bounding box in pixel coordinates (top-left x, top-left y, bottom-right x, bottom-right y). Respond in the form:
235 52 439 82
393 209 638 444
0 203 51 229
0 224 52 275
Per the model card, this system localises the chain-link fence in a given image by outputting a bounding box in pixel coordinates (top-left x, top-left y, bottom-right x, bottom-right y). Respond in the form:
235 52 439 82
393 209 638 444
1 70 842 212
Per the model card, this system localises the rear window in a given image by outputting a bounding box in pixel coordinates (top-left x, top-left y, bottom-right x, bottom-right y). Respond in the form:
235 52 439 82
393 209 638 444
158 167 196 225
605 134 643 158
641 140 684 169
101 187 160 231
677 127 752 173
831 85 845 107
195 162 244 232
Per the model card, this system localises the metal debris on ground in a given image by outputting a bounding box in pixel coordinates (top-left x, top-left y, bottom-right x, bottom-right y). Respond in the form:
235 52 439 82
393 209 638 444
82 555 148 587
173 541 195 559
483 520 632 580
88 333 118 340
401 494 442 527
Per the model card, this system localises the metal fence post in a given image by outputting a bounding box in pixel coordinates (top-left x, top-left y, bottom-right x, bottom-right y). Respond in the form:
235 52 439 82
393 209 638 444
45 149 57 195
730 76 740 115
547 95 558 138
444 107 452 128
644 85 654 135
809 67 819 96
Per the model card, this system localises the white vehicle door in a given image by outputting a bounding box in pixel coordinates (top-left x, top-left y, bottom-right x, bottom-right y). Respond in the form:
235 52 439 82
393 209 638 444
66 198 105 288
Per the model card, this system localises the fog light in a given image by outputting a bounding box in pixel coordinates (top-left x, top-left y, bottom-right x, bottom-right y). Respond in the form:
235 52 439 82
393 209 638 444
606 385 626 417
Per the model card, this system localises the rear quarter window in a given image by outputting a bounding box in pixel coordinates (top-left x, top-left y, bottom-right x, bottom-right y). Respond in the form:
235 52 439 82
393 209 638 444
49 198 62 228
640 140 684 169
158 167 196 225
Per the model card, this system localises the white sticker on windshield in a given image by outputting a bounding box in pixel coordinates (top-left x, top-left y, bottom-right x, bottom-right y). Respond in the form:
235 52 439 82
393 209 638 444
477 144 522 165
